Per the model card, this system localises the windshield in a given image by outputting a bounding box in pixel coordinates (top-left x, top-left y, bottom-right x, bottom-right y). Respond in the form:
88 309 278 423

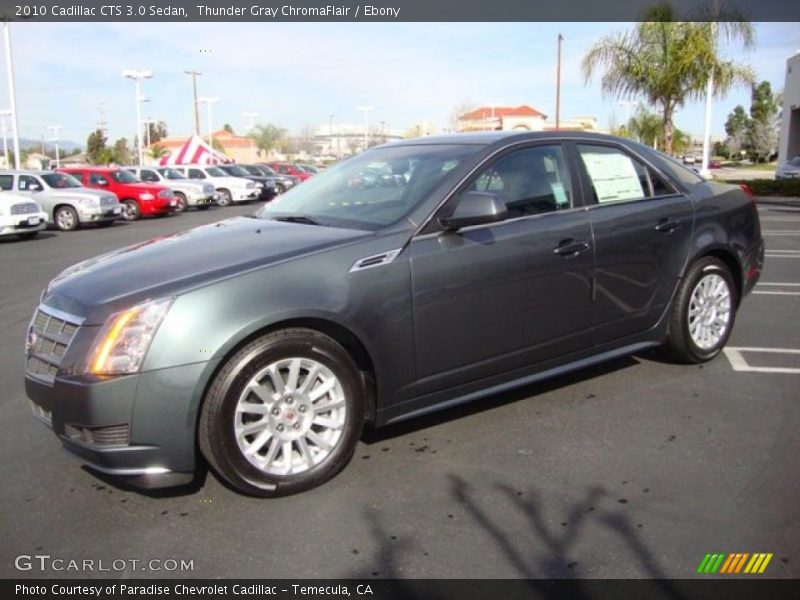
158 168 187 180
41 173 82 188
111 170 140 183
242 165 263 176
224 165 250 177
256 144 475 230
259 165 277 176
206 167 226 177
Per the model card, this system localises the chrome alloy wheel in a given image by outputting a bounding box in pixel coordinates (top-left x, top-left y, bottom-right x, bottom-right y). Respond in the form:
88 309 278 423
688 273 732 350
234 357 347 476
56 208 77 230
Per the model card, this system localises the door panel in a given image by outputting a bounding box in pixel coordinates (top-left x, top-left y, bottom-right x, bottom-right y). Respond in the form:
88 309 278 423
575 143 693 343
411 210 593 395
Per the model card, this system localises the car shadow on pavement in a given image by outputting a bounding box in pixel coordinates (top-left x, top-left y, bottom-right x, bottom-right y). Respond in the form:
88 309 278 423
353 476 687 596
0 232 58 244
362 356 641 445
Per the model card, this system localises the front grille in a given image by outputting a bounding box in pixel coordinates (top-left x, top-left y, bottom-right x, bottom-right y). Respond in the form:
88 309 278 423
11 202 39 215
100 195 118 207
65 423 130 448
25 306 82 384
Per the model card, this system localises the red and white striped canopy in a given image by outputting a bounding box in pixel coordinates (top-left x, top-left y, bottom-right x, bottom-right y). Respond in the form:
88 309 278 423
158 134 232 166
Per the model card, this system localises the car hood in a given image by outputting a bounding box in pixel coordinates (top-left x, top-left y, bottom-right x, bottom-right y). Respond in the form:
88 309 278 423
208 176 252 188
45 188 116 201
164 179 206 190
43 216 371 323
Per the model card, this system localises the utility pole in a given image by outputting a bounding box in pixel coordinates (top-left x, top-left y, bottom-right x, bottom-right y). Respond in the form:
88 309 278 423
4 21 21 169
556 33 563 130
198 96 219 146
185 70 202 134
48 125 62 167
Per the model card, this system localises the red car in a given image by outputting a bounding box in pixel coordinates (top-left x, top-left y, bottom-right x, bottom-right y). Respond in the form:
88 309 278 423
267 162 313 182
58 167 175 221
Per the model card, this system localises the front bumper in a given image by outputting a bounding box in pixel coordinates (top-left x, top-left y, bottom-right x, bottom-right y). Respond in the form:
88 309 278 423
187 192 217 207
25 359 214 489
140 198 174 216
231 188 261 202
0 212 47 236
78 205 122 223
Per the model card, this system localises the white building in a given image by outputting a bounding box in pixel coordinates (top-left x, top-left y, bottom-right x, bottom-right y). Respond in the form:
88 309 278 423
778 52 800 164
312 123 405 157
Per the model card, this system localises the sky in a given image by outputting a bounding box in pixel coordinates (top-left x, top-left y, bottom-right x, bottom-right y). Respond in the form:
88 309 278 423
1 21 798 147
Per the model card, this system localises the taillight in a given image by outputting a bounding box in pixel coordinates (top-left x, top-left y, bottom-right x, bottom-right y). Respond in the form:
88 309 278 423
739 184 754 198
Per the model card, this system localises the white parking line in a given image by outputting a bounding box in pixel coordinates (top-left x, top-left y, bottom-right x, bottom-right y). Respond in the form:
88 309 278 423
762 231 800 235
754 283 800 296
723 347 800 375
765 250 800 258
758 282 800 286
753 291 800 295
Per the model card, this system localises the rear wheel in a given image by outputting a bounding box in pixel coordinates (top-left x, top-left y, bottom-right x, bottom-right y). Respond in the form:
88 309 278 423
54 206 79 231
121 199 141 221
276 184 287 195
173 192 188 213
217 189 232 206
199 328 365 497
663 257 737 363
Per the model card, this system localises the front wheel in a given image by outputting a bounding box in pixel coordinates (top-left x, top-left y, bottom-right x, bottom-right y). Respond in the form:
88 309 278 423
121 199 141 221
199 329 365 497
54 206 79 231
217 189 232 206
663 257 737 363
173 192 188 213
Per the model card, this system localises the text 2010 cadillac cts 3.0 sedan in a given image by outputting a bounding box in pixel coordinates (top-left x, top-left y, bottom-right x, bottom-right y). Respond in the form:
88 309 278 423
24 132 763 496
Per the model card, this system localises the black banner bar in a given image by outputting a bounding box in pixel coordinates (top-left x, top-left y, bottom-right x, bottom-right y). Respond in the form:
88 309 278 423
1 0 799 22
3 579 800 600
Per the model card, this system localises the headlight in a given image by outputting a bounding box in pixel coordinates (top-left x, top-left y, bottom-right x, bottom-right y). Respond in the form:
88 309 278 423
86 297 173 376
139 192 154 201
253 181 264 188
245 181 255 189
158 189 174 199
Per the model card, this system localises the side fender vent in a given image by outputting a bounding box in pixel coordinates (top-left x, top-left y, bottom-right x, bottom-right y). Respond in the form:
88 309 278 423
349 248 402 273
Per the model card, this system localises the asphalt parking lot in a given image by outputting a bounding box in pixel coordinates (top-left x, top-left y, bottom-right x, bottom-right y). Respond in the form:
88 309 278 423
1 200 798 580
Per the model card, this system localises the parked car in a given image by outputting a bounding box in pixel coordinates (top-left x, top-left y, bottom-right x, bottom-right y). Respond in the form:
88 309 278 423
216 164 277 202
58 167 175 221
268 162 313 182
776 156 800 179
251 163 299 194
709 159 722 169
126 166 217 212
0 170 121 231
0 191 47 240
174 164 260 206
25 132 763 496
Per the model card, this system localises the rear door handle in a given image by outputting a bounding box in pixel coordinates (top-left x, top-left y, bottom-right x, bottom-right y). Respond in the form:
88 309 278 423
554 239 591 258
655 218 682 233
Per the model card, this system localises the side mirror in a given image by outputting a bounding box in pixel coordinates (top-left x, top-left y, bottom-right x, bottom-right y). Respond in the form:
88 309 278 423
440 191 508 231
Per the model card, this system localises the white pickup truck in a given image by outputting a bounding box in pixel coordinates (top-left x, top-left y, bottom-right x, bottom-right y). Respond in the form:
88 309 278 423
174 165 261 206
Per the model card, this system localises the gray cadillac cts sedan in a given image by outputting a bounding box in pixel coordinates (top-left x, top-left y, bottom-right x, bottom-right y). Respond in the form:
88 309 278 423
25 132 763 496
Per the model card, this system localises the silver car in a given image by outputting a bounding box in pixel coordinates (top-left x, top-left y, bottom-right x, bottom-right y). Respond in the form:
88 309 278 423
126 167 217 212
776 156 800 179
0 170 121 231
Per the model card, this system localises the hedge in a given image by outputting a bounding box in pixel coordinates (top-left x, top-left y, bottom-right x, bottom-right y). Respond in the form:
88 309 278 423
724 178 800 197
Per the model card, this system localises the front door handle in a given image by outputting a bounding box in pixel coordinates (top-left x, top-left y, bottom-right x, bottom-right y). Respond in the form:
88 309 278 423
655 218 682 233
554 239 591 258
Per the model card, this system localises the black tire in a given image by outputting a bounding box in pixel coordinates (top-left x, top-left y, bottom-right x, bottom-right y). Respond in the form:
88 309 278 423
54 205 79 231
121 199 141 221
663 257 738 363
199 328 365 497
17 231 39 240
276 184 286 195
173 192 188 213
217 189 232 206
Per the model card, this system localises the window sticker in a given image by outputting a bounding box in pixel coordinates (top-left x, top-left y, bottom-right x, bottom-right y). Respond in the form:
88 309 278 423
582 152 645 202
551 182 569 206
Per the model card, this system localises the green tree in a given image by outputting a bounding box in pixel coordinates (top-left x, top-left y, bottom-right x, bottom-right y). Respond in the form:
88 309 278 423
248 123 287 156
147 144 167 160
86 128 108 164
582 3 754 154
746 81 780 163
146 121 168 145
724 104 749 156
223 123 234 134
111 138 131 165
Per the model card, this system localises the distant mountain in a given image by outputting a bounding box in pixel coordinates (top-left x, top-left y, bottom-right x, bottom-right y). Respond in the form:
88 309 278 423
15 138 83 153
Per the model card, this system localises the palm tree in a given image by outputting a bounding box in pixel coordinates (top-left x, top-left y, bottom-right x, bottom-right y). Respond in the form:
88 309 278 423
582 2 754 154
248 124 287 157
147 144 167 160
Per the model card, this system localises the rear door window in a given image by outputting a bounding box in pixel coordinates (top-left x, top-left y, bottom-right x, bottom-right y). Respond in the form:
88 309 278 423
0 174 13 190
577 145 676 204
187 169 205 179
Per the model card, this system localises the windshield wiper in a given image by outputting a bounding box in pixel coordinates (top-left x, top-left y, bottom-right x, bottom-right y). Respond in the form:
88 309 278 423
271 215 325 226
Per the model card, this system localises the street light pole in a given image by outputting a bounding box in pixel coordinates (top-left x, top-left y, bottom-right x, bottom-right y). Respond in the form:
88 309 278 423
356 106 374 151
4 21 21 169
48 125 61 167
122 69 153 166
556 33 563 129
198 96 219 147
0 110 10 167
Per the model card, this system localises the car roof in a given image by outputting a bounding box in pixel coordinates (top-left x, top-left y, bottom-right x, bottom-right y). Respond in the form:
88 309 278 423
0 169 61 176
59 166 120 172
389 130 629 147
